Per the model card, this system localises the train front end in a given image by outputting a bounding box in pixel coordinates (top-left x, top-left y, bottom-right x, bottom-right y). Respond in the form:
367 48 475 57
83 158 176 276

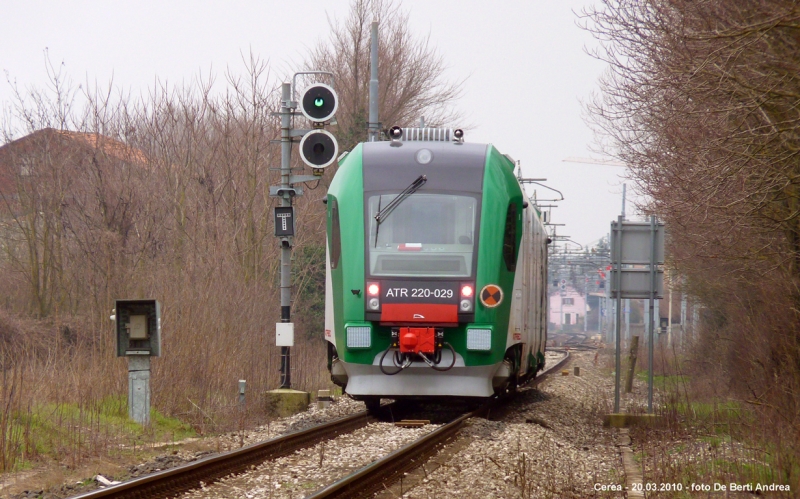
325 135 537 402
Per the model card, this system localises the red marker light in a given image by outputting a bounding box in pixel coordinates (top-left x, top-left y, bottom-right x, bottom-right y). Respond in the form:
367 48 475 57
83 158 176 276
368 283 380 296
461 285 474 298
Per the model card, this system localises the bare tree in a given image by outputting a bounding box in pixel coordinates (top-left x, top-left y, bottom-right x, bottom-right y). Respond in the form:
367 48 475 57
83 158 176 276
305 0 464 151
583 0 800 467
0 5 470 468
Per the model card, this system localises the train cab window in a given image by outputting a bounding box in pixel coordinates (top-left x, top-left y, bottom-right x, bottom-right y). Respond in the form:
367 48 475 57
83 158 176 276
366 192 478 277
330 198 342 269
503 203 518 271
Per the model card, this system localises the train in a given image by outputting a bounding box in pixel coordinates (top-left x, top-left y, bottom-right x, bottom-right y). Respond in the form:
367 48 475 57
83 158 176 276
324 127 549 410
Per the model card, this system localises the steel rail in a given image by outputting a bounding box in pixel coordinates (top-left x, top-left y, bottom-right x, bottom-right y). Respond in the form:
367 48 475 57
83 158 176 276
306 350 572 499
68 409 377 499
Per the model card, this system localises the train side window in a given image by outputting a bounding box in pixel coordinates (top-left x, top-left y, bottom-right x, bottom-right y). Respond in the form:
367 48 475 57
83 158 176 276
330 198 342 269
503 203 517 271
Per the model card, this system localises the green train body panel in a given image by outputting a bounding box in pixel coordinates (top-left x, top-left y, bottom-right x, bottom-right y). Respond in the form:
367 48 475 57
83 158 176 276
466 146 522 365
326 144 373 364
325 137 548 398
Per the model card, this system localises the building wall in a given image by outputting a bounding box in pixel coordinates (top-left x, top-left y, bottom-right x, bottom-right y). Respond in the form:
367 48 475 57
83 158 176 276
548 287 587 328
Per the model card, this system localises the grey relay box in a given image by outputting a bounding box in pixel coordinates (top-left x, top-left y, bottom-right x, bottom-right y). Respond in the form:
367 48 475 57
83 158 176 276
115 299 161 357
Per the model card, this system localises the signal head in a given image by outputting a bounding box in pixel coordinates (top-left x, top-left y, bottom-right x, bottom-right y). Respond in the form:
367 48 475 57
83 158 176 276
300 83 338 123
299 129 339 169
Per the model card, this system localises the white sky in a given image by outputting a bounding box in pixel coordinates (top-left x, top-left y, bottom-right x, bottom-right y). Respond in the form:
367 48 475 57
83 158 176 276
0 0 634 246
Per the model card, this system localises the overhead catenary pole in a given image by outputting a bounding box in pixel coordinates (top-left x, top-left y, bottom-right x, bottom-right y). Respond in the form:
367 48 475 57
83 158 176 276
680 288 687 345
622 183 627 218
668 272 673 347
279 82 292 389
648 215 656 413
621 184 629 344
368 20 380 142
584 275 588 332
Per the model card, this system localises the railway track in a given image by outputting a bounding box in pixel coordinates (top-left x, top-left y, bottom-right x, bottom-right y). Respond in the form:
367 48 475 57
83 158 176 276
305 349 572 499
69 350 571 499
69 409 380 499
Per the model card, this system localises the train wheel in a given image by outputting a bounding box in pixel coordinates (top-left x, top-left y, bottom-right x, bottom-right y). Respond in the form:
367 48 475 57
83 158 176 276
364 396 381 414
505 375 519 397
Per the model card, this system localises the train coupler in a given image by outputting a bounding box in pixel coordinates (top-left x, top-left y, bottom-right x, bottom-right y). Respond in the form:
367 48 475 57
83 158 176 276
392 327 444 355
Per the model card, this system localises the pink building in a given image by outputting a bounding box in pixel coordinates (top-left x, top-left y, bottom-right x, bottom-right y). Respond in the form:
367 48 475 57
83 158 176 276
549 287 587 330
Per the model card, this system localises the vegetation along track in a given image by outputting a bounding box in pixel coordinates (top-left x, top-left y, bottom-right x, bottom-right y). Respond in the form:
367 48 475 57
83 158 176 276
67 350 570 499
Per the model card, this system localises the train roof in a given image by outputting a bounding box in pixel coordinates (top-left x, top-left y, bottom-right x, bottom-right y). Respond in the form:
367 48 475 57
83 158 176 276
361 140 502 193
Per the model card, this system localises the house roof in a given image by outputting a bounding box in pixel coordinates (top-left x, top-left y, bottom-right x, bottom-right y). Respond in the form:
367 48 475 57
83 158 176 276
0 128 147 198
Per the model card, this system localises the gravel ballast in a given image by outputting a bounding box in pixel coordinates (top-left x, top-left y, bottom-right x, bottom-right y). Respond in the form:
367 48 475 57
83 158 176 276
391 350 625 498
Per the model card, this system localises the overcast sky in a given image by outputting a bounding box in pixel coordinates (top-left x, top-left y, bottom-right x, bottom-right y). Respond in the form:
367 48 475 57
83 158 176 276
0 0 634 246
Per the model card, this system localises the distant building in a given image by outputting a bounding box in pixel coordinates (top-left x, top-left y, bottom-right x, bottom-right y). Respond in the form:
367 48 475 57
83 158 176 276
549 286 587 330
0 127 146 213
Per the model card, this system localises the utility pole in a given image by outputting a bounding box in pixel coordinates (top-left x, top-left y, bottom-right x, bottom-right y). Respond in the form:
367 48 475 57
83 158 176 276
367 20 381 142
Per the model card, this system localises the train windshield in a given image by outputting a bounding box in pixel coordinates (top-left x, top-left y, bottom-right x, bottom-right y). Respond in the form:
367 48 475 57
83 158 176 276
367 192 478 277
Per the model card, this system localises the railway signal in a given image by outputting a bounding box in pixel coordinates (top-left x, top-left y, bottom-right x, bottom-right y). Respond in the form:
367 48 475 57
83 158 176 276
298 83 339 169
299 129 338 169
299 83 338 122
270 73 338 391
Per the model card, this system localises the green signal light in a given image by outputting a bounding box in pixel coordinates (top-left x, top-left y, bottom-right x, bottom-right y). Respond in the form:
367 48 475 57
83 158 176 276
314 98 324 107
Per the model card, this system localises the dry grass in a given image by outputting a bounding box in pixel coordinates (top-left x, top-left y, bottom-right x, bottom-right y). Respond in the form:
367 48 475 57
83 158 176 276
623 335 800 497
0 308 334 473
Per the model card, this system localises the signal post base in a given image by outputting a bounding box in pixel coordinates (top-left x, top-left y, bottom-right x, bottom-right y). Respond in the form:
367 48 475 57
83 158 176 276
603 413 661 428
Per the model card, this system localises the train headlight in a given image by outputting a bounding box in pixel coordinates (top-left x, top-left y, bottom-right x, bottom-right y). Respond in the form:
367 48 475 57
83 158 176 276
346 325 371 349
366 281 381 311
460 282 474 313
467 328 492 351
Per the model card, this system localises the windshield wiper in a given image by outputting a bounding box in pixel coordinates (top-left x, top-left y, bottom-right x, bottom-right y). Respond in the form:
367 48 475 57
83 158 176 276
374 175 427 225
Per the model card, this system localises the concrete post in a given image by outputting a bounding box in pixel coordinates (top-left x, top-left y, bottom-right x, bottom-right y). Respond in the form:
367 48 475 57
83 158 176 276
680 293 687 344
624 298 630 343
625 335 639 393
128 356 151 424
239 379 246 407
654 299 660 336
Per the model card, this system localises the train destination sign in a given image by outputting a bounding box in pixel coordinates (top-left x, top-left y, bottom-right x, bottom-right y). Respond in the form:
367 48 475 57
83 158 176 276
480 284 503 308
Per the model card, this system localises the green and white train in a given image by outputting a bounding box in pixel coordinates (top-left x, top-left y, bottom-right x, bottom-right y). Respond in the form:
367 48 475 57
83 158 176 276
324 128 549 409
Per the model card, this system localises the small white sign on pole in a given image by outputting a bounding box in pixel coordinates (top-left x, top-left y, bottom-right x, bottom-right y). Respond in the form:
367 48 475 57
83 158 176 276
276 322 295 347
